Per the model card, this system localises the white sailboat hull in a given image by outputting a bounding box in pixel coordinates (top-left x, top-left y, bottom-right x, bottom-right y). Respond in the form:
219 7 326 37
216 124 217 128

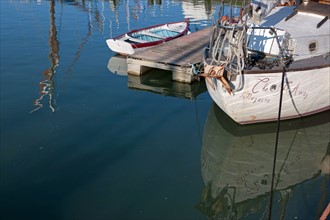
203 2 330 124
206 66 330 124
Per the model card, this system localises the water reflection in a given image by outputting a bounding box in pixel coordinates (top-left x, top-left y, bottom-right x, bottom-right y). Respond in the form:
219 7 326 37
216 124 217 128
182 0 217 26
107 55 207 99
107 0 219 33
31 0 108 112
31 0 59 113
64 0 106 75
148 0 162 5
107 54 128 76
198 104 330 219
29 0 221 110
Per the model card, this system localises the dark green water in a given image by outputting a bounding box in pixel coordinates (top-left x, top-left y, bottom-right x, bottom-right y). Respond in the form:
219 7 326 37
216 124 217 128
1 1 329 220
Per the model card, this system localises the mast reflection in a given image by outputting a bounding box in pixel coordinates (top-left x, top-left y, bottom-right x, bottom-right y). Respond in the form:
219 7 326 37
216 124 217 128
31 0 108 112
66 0 105 75
31 0 59 113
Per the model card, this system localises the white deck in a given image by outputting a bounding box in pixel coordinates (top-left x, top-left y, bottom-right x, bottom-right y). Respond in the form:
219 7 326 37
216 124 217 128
259 6 330 60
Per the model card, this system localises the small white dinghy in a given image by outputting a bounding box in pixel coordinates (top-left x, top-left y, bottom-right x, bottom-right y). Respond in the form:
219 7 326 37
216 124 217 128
106 20 190 55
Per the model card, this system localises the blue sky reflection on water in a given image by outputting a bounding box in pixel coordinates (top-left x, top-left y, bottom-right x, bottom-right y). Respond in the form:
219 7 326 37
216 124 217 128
0 0 329 220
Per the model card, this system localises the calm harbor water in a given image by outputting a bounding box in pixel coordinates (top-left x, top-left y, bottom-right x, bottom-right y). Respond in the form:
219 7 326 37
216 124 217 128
0 1 329 220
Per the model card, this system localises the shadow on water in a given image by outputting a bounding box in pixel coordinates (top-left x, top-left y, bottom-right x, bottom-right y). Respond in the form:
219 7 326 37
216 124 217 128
197 103 330 219
107 54 207 100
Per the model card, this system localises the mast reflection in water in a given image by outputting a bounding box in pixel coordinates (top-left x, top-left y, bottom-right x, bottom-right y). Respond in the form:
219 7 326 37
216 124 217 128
31 0 59 113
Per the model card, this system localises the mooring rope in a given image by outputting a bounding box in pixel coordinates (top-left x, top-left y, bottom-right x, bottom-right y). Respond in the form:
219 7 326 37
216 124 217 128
207 20 246 93
267 28 288 219
268 65 286 220
320 203 330 220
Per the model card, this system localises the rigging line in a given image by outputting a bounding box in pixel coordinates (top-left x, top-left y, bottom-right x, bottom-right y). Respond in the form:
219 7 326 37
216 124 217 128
266 27 290 220
268 65 286 220
193 84 203 146
64 30 92 76
260 123 300 220
57 0 64 35
64 1 93 76
194 99 202 146
274 127 299 185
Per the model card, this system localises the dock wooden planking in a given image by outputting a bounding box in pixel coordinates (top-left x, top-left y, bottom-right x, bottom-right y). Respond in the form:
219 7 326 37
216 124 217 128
127 27 211 83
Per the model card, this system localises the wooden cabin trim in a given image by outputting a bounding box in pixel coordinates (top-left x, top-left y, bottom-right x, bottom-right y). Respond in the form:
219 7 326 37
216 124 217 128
297 1 330 17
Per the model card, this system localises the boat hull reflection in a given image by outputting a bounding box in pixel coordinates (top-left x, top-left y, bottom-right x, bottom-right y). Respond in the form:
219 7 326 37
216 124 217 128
198 103 330 219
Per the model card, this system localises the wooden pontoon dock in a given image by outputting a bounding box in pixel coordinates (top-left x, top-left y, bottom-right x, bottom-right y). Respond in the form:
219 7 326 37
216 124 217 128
127 27 211 83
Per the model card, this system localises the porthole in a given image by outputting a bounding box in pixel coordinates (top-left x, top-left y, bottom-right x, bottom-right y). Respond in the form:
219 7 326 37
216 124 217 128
308 41 318 54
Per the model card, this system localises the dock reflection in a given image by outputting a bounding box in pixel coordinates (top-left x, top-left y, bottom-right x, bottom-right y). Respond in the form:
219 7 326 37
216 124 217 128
198 103 330 219
107 55 207 99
